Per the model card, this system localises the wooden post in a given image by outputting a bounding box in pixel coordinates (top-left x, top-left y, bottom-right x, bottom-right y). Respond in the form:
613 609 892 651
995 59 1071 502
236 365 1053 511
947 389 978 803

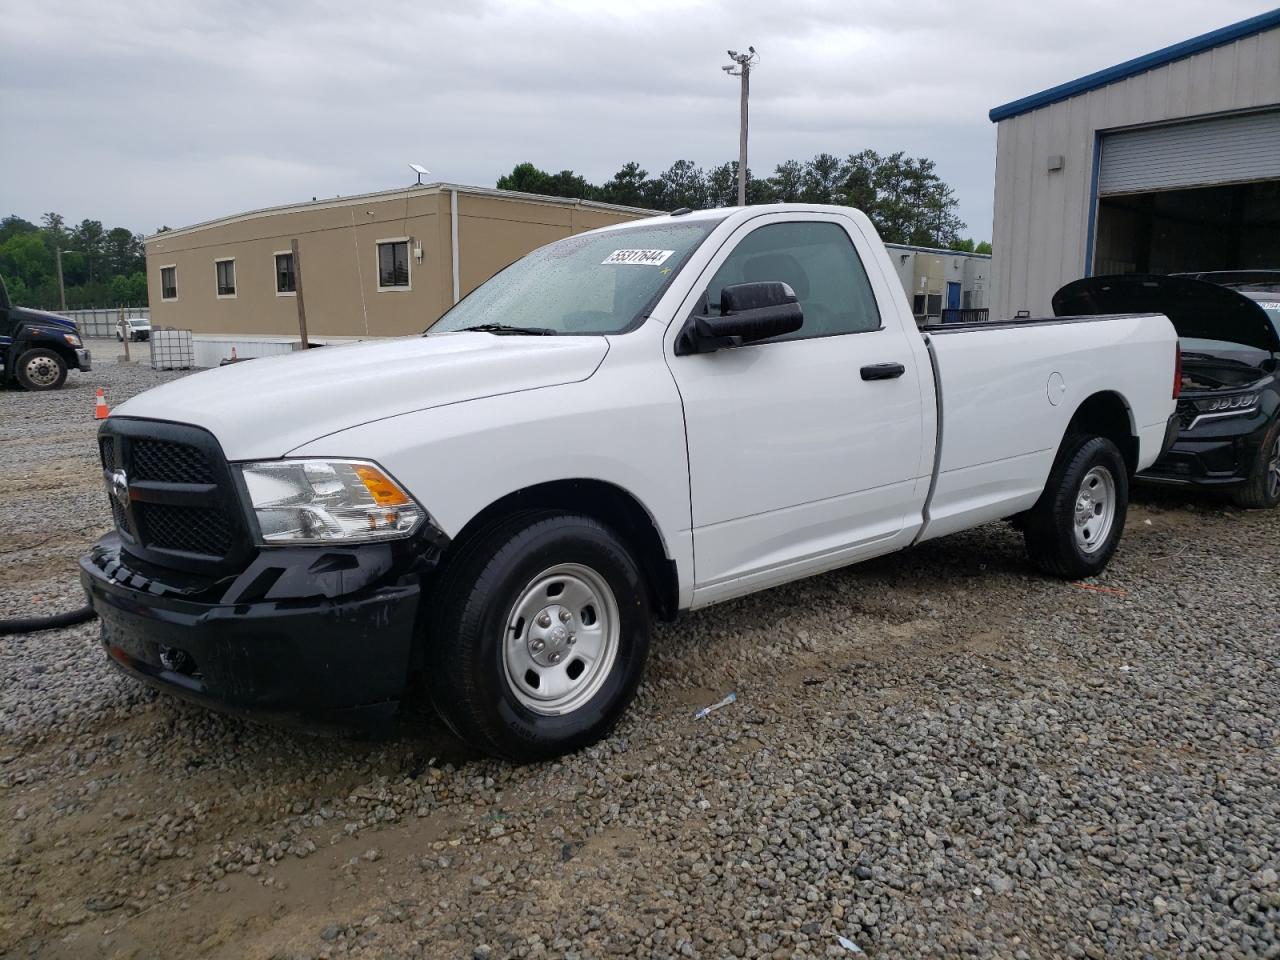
119 305 130 362
291 238 309 349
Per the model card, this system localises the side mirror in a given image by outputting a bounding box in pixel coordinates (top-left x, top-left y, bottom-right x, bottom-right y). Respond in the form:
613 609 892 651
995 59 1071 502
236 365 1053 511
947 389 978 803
675 281 804 355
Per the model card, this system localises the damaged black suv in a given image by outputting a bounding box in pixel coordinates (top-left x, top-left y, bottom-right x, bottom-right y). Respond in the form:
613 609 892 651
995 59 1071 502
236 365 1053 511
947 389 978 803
1054 272 1280 508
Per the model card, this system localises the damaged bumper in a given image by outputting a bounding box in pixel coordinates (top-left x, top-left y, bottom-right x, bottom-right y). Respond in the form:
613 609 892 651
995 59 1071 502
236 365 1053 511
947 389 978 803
79 533 433 730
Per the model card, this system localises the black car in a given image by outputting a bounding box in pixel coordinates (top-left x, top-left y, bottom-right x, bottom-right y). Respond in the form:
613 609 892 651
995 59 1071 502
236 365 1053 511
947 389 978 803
1053 273 1280 508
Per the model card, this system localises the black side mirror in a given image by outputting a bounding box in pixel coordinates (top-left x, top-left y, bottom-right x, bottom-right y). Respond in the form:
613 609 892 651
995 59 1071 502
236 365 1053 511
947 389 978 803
675 281 804 355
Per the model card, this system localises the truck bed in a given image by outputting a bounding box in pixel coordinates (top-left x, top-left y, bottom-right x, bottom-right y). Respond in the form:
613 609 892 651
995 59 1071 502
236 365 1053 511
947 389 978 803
917 312 1177 541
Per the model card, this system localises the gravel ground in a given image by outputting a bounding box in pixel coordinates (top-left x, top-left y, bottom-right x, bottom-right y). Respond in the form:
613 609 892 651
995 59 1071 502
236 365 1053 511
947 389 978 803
2 347 1278 959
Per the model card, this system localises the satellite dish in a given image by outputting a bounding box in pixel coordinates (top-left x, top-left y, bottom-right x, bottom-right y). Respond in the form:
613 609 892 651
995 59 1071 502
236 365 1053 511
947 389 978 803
409 163 430 184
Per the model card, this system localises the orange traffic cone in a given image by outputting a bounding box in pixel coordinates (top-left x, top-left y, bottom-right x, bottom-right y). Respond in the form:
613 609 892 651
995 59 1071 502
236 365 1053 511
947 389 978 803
94 388 109 420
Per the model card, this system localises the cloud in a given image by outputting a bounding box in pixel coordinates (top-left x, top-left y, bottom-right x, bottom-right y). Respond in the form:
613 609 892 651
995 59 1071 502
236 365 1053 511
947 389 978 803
0 0 1272 240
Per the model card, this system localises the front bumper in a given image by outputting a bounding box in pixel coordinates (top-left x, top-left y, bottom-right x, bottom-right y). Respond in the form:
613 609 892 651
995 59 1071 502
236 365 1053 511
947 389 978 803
1139 409 1271 487
80 534 427 729
75 348 92 371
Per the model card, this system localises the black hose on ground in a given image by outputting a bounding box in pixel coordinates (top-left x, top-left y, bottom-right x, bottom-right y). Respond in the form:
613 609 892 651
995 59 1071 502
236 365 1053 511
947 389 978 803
0 605 98 636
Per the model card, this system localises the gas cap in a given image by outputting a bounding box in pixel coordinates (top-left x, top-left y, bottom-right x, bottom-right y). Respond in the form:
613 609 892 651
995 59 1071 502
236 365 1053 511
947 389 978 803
1046 372 1066 406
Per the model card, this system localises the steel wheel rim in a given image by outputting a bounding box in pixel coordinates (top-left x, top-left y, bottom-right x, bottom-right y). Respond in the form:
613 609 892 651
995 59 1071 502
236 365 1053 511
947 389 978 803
1074 465 1116 554
25 355 59 387
502 562 620 716
1268 435 1280 501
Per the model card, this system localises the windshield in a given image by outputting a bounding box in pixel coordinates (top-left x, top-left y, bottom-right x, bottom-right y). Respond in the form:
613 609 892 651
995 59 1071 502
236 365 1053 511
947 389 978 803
428 218 722 336
1252 298 1280 340
1181 338 1270 366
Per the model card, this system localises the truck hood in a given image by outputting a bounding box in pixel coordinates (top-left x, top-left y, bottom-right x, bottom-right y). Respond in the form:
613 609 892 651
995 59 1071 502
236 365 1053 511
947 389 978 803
10 305 78 332
113 333 609 460
1053 274 1280 354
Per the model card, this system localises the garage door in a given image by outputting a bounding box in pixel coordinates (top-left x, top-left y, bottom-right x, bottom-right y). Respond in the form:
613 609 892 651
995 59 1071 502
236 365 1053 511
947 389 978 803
1098 110 1280 195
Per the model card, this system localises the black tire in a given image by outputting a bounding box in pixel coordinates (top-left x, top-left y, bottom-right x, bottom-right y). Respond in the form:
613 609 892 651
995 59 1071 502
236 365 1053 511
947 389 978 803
1023 434 1129 579
1232 418 1280 509
15 348 67 391
116 332 123 341
425 511 651 761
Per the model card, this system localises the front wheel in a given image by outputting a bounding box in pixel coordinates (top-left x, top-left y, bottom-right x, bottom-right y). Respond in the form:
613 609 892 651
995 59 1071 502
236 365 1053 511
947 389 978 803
1232 419 1280 509
425 511 651 761
15 348 68 391
1023 435 1129 579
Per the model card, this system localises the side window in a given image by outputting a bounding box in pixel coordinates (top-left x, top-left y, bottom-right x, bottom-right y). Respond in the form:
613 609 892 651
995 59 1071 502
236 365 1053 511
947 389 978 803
704 221 881 340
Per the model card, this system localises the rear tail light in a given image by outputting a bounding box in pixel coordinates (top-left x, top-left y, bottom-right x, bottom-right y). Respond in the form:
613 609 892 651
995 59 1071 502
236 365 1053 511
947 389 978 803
1172 344 1182 400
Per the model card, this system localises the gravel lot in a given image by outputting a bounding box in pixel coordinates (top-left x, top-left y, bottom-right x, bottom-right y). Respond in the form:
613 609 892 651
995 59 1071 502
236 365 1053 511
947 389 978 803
2 345 1278 959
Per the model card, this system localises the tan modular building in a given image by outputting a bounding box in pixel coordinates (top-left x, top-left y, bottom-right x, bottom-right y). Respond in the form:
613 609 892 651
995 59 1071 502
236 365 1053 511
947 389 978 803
989 10 1280 318
883 244 990 325
146 184 992 354
145 184 652 340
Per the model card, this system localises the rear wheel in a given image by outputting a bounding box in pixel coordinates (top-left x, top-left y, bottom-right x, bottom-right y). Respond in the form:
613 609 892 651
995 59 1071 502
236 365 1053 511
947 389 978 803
1024 435 1129 579
15 348 67 391
1232 418 1280 509
425 511 651 761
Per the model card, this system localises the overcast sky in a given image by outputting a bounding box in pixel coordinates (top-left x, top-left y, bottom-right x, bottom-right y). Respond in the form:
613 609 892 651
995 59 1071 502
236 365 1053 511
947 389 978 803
1 0 1273 241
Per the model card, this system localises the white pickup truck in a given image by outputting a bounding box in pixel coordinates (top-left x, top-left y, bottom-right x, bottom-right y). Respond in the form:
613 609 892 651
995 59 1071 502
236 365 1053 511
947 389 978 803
81 204 1181 759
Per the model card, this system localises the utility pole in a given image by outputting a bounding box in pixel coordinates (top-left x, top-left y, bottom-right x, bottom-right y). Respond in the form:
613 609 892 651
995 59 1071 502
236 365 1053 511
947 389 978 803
723 47 758 206
56 248 66 311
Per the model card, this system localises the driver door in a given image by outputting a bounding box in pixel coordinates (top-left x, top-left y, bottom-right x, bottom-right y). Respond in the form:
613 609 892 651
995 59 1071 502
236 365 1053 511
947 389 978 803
665 212 928 604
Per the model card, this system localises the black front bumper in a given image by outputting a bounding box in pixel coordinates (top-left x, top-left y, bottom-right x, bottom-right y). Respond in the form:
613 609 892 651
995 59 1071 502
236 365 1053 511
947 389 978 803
1140 408 1272 487
80 534 429 730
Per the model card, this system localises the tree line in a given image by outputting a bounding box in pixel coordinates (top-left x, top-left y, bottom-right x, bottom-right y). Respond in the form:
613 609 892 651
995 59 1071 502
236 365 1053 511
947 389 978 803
0 213 150 310
498 151 990 253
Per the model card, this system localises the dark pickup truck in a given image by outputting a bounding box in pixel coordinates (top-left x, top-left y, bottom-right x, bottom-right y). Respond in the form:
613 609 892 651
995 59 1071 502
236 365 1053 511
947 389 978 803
0 274 92 390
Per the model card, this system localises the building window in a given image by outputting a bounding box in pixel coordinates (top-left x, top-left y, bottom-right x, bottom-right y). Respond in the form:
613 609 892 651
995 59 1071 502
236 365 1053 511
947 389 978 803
215 258 237 298
160 265 178 301
912 294 925 315
926 293 942 316
377 239 410 291
275 252 295 294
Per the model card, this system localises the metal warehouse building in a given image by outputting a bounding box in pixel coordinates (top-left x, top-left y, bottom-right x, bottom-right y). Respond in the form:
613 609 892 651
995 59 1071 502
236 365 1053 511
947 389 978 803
144 184 650 346
989 9 1280 318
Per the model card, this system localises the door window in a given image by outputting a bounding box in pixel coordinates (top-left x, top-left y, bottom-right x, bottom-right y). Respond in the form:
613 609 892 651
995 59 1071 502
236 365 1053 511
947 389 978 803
704 221 881 340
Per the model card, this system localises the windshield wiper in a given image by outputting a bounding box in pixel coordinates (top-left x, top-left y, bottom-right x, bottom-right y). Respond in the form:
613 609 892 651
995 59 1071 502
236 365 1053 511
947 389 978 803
457 323 556 336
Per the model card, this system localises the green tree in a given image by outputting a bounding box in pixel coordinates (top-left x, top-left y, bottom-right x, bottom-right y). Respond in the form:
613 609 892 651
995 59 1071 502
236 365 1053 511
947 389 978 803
801 153 844 203
496 162 552 195
975 241 992 255
0 233 55 287
659 160 709 210
597 162 650 207
104 227 144 277
840 150 965 248
766 160 805 202
71 219 106 281
0 213 149 309
1 215 38 245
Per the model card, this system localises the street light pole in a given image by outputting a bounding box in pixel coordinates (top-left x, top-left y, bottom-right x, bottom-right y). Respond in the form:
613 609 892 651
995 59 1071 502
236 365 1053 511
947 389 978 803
723 47 758 207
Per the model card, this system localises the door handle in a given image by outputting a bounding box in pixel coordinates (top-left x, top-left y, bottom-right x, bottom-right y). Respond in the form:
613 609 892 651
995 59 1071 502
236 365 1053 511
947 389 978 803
860 362 906 381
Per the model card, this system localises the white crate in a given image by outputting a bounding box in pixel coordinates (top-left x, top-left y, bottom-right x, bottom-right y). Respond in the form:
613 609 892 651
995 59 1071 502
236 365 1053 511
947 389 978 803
149 328 195 370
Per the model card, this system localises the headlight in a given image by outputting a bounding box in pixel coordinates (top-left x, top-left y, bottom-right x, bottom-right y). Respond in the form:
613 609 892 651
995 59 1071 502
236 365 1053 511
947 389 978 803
1195 393 1259 413
63 333 82 347
238 459 424 544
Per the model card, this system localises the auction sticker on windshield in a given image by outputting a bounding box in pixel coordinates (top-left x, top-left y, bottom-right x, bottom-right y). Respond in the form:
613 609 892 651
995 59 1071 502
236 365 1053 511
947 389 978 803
602 249 675 266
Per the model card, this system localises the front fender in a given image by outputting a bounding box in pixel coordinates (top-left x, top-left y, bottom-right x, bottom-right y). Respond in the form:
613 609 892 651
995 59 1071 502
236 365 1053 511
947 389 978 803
288 369 695 607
